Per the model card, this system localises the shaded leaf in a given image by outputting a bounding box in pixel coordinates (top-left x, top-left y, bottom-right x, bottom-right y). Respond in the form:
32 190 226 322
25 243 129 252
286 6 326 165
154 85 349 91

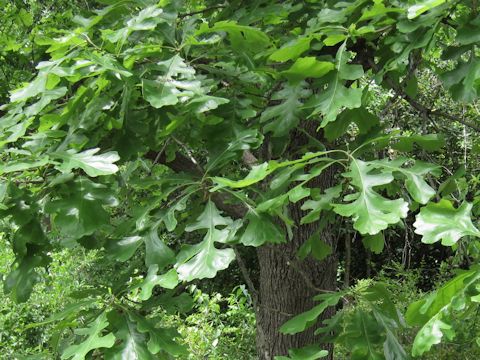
45 178 117 241
61 312 115 360
261 81 312 137
392 134 445 153
280 293 343 335
4 255 48 303
362 233 385 254
130 312 187 356
196 20 270 53
239 212 285 247
105 314 153 360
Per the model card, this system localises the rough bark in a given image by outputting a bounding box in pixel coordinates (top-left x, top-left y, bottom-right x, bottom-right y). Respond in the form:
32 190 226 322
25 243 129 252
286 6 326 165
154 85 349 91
152 132 340 359
255 166 339 360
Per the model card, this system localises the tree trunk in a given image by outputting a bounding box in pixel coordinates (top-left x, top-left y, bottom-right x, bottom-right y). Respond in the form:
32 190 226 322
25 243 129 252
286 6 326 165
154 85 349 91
255 168 339 360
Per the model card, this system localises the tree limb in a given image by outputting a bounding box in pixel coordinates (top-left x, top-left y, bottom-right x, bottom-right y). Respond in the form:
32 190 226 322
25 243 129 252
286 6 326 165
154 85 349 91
372 59 480 132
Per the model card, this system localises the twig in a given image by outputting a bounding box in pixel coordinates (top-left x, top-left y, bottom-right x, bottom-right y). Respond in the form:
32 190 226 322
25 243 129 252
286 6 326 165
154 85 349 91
272 247 334 294
178 5 226 19
233 246 259 307
149 140 170 174
172 136 204 174
344 233 352 288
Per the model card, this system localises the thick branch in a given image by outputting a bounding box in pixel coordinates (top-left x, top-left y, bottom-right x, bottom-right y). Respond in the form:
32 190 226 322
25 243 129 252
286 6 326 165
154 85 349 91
146 150 248 218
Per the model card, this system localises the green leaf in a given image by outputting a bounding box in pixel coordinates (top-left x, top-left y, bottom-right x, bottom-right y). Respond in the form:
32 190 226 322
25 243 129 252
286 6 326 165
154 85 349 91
324 107 380 141
18 8 33 26
256 193 289 213
144 230 176 268
406 269 478 326
25 299 97 330
0 181 7 209
87 52 133 77
0 157 49 175
413 200 480 246
142 79 178 108
399 161 438 204
55 148 120 177
308 42 364 126
206 129 263 171
282 57 334 82
105 314 153 360
213 152 330 190
406 269 480 355
343 310 384 360
61 312 115 360
152 195 189 232
109 236 143 262
373 158 439 204
213 162 273 189
407 0 446 19
187 95 229 113
129 312 187 356
104 5 166 44
359 2 403 21
142 55 201 109
289 185 311 203
10 73 47 103
309 74 362 126
269 37 312 62
392 134 445 152
176 201 237 281
239 212 285 247
301 185 342 224
139 266 179 301
333 159 409 235
261 81 312 137
362 233 385 254
440 58 480 102
411 315 451 356
383 324 408 360
196 20 270 53
456 23 480 46
4 255 47 303
280 293 343 335
45 178 117 241
109 229 175 268
298 234 333 262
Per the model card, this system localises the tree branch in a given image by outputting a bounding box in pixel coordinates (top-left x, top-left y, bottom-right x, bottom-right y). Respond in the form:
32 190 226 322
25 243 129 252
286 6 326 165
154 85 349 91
178 5 226 19
372 60 480 132
271 247 334 294
146 150 248 218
